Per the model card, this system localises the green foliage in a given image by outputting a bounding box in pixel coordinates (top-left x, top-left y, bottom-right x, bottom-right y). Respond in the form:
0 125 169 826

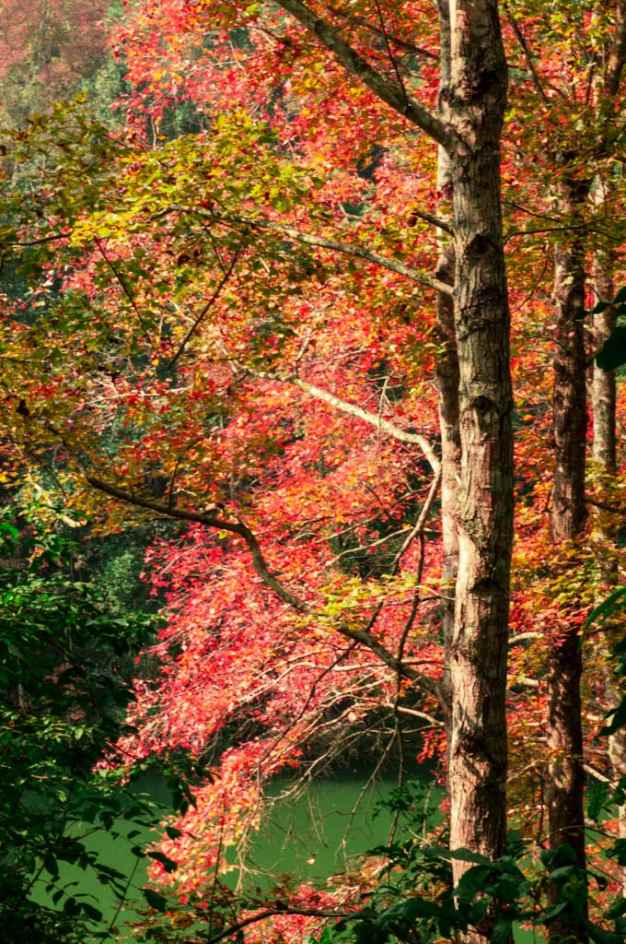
0 505 161 942
311 780 626 944
585 587 626 735
592 287 626 371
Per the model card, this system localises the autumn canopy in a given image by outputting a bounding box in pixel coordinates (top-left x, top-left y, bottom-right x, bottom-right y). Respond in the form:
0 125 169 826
0 2 626 943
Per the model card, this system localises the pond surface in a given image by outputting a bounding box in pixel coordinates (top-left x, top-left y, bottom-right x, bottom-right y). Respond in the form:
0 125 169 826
31 769 537 943
32 770 440 939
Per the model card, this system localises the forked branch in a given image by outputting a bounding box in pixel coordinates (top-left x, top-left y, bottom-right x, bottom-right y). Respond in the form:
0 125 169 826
276 0 455 150
86 475 438 691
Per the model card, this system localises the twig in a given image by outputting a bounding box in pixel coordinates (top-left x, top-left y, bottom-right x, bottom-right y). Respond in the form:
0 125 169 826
205 906 358 944
373 0 410 109
504 4 550 104
169 249 242 367
94 237 152 338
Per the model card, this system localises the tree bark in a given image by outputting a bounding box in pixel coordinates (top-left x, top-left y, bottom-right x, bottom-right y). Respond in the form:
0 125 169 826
591 247 617 477
590 203 625 896
434 0 460 722
551 179 589 541
274 1 514 923
445 0 513 889
547 174 590 943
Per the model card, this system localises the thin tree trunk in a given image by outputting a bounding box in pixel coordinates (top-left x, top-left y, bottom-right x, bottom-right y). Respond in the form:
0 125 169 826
591 245 617 477
551 179 588 540
590 205 625 896
434 0 459 721
446 0 513 893
547 175 590 943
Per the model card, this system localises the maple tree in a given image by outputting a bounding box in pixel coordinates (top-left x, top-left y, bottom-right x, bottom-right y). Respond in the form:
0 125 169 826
1 2 626 943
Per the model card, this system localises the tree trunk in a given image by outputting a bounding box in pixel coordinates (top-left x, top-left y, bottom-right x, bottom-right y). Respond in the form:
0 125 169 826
547 175 590 943
276 0 514 926
434 0 460 722
590 211 625 896
551 180 589 541
446 0 513 891
591 262 617 476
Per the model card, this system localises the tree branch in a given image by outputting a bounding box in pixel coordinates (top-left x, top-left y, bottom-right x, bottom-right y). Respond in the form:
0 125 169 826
231 216 454 294
504 4 549 104
275 0 454 150
291 377 441 474
586 497 625 514
323 3 438 60
85 475 436 688
86 475 307 611
206 908 358 944
169 249 242 367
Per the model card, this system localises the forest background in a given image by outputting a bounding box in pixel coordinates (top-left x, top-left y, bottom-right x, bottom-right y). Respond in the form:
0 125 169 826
1 2 626 943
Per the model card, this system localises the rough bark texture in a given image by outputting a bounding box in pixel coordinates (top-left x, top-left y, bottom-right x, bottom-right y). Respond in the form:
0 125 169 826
435 228 459 712
591 254 617 475
591 231 626 896
551 179 589 541
434 0 460 718
445 0 513 883
276 0 514 922
547 175 590 943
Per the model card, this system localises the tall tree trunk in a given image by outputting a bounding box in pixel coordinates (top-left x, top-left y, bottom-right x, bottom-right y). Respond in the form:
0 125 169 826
591 258 617 476
446 0 513 892
547 174 590 943
434 0 460 722
276 0 514 921
590 203 625 896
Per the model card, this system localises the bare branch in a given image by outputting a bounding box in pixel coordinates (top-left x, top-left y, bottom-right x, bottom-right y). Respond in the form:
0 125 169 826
234 365 440 473
583 764 615 787
406 207 453 234
234 216 454 293
373 0 410 110
385 704 444 728
509 632 542 645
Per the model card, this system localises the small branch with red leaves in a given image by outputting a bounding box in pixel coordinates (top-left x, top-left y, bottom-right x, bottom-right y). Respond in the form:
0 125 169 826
86 475 307 612
205 906 360 944
85 476 440 693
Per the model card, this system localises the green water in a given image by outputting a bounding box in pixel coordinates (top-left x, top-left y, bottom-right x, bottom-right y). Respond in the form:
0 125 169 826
31 772 438 938
243 774 441 887
30 771 541 943
33 774 543 944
